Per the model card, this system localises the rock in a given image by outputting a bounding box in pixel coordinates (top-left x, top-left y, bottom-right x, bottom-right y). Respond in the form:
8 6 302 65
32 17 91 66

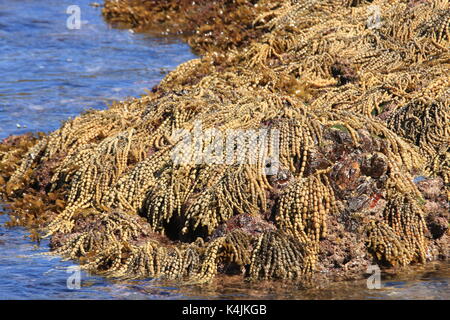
210 213 276 240
361 153 388 179
416 177 444 200
331 159 361 192
331 59 358 85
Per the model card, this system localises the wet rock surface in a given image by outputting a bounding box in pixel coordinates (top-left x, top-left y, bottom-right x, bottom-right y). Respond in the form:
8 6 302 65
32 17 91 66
210 213 276 240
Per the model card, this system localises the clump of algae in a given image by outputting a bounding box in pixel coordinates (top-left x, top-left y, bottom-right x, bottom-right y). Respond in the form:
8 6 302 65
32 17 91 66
0 0 448 286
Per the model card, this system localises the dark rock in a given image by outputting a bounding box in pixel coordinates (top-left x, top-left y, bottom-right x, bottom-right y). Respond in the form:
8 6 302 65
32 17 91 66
361 153 388 179
331 159 361 192
210 213 276 240
331 59 359 85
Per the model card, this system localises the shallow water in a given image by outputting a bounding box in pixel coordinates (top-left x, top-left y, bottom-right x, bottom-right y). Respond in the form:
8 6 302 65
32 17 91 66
0 0 448 300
